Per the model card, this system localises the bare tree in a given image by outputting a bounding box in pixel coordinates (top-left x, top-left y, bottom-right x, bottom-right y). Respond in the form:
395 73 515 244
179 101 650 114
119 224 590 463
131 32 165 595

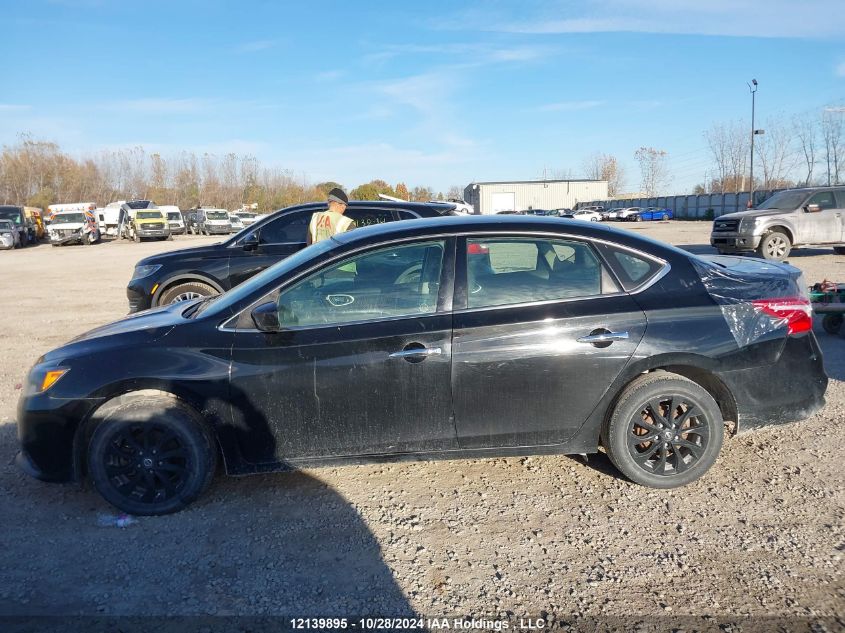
634 147 669 197
755 117 797 190
821 109 844 185
704 120 748 192
792 114 817 186
582 153 625 197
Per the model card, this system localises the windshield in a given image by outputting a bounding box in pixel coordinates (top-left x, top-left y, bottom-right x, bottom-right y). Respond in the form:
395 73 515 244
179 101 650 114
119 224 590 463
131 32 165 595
127 200 156 209
197 239 337 318
53 213 85 223
0 209 23 224
137 211 163 219
167 212 182 220
207 211 228 220
756 190 808 210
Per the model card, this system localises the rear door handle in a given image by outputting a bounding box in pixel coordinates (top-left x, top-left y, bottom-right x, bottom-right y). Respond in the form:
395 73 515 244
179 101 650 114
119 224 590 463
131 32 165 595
577 331 629 344
389 347 442 359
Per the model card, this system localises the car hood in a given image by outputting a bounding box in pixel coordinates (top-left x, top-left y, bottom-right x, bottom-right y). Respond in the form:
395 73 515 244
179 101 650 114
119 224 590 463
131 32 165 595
40 301 195 363
136 242 228 266
717 209 791 221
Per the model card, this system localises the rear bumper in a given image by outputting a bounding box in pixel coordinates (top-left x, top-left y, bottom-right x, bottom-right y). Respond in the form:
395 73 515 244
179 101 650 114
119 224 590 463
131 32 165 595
720 334 828 433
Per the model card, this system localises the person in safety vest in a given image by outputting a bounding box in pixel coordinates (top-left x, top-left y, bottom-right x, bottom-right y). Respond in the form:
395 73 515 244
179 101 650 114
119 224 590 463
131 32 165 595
307 188 356 245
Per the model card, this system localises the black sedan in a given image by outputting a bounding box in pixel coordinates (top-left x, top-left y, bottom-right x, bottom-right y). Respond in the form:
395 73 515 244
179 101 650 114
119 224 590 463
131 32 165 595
126 200 456 313
17 216 827 514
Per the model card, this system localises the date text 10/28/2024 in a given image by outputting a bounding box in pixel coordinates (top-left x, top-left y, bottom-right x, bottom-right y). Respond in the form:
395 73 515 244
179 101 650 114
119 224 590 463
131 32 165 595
290 617 547 630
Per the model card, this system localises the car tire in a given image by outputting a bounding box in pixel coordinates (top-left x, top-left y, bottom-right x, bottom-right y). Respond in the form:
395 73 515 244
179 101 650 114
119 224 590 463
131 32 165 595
834 247 845 255
758 230 791 260
662 214 669 221
590 217 598 222
822 314 843 335
158 281 218 305
635 215 642 222
87 394 217 515
602 372 725 489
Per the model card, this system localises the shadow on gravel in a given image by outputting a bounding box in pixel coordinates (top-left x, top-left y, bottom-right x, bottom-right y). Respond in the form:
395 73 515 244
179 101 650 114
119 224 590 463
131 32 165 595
0 467 414 618
816 326 845 382
564 450 619 478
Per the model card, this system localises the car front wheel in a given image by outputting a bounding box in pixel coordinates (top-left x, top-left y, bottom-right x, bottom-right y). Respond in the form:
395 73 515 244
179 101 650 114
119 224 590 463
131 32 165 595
758 231 791 260
158 281 218 305
603 372 724 488
87 394 217 515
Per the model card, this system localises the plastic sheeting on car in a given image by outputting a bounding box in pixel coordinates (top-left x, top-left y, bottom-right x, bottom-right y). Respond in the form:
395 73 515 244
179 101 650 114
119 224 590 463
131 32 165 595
690 257 803 349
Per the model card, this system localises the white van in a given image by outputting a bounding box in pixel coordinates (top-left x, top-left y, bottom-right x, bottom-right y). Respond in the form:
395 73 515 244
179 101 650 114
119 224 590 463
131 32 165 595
159 205 186 234
98 201 125 237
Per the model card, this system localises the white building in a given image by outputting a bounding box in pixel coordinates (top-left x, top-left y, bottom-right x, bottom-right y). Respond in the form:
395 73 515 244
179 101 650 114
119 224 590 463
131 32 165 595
464 179 609 215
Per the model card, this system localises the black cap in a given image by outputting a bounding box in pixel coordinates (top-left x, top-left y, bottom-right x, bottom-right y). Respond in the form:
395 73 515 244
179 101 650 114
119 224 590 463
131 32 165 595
327 188 348 205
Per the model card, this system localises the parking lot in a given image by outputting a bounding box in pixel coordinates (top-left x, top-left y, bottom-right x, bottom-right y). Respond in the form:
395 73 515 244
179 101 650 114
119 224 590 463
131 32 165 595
0 221 843 622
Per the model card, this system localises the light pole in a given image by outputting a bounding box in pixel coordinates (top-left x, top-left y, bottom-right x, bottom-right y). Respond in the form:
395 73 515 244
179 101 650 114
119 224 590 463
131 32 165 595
748 79 758 205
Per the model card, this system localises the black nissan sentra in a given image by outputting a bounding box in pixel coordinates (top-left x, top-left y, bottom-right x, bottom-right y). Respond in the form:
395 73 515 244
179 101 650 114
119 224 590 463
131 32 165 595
17 216 827 515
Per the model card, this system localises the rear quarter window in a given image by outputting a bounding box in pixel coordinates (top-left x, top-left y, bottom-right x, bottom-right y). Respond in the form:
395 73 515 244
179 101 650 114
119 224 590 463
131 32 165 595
598 243 665 291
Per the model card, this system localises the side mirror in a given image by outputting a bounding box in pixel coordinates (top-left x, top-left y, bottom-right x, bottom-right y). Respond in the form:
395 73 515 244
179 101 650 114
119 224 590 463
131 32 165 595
242 232 259 251
251 301 281 332
805 203 821 213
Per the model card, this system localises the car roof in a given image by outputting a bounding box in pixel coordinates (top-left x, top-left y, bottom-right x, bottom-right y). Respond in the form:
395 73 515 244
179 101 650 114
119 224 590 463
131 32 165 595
330 213 682 258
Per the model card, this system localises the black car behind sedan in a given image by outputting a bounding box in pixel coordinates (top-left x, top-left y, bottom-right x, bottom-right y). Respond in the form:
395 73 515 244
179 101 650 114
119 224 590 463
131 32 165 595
18 216 827 514
126 200 456 312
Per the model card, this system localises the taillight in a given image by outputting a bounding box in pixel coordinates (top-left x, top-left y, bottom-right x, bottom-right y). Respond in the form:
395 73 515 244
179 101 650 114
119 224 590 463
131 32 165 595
752 297 813 336
467 243 489 255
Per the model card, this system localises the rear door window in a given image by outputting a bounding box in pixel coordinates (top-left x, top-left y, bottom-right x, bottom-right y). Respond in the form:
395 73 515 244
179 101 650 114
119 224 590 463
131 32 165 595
597 243 665 291
465 237 619 309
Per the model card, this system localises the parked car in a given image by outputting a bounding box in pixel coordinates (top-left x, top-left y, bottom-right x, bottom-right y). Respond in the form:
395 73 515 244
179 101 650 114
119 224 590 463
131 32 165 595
126 200 457 312
17 215 827 515
48 210 101 246
562 209 603 222
0 205 29 247
0 219 17 249
554 208 573 216
24 207 46 241
119 201 171 242
228 212 244 232
710 187 845 260
431 197 475 214
231 211 258 227
632 207 674 222
614 207 643 221
160 206 186 235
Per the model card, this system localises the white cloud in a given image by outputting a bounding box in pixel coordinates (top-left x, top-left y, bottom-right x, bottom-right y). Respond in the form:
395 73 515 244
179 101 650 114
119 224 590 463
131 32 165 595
454 0 845 39
238 39 277 53
0 104 32 112
536 100 604 112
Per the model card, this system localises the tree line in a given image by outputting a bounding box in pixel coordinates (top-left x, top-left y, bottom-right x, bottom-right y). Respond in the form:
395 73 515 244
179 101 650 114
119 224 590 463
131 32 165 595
0 135 462 212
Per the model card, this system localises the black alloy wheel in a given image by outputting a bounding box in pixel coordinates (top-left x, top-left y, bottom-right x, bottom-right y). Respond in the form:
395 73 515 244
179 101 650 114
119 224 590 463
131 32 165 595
88 395 217 515
603 372 724 488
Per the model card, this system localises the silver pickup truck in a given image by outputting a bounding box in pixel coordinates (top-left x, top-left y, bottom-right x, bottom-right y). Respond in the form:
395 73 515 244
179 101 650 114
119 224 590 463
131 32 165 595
710 187 845 260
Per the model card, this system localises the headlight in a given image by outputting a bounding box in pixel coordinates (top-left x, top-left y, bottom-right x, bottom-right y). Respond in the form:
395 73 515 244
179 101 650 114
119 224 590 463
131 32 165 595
132 264 162 280
26 366 69 395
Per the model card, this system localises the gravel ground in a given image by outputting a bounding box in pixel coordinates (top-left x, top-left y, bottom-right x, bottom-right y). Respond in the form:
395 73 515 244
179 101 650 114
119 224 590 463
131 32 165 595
0 223 843 627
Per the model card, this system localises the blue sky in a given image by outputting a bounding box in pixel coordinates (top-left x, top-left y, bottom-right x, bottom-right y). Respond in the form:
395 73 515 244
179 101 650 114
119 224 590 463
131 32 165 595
2 0 844 194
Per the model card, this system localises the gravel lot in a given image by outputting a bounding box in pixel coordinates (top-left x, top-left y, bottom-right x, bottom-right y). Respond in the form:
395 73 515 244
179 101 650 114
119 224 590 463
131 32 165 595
0 222 843 627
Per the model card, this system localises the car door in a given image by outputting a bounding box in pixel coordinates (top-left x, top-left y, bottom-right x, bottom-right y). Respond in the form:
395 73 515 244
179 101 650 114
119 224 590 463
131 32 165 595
451 235 648 449
835 190 845 242
227 238 457 464
804 191 841 244
227 210 313 288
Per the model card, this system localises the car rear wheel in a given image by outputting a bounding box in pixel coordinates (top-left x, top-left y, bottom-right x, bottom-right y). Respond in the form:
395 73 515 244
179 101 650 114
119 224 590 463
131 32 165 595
822 314 843 335
758 231 791 260
661 213 669 221
158 281 218 306
87 394 217 515
603 372 724 488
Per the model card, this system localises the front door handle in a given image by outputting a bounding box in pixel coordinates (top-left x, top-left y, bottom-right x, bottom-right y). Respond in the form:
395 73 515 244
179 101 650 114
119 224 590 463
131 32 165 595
389 346 442 360
577 330 629 347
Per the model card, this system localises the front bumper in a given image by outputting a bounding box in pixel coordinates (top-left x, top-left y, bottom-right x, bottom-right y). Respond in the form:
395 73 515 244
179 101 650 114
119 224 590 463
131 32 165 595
49 232 84 245
204 226 231 234
127 283 154 313
137 229 170 238
16 392 105 483
710 232 762 251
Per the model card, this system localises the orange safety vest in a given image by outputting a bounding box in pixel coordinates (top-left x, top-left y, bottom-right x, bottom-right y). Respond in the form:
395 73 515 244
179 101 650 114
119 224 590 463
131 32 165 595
308 210 355 243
